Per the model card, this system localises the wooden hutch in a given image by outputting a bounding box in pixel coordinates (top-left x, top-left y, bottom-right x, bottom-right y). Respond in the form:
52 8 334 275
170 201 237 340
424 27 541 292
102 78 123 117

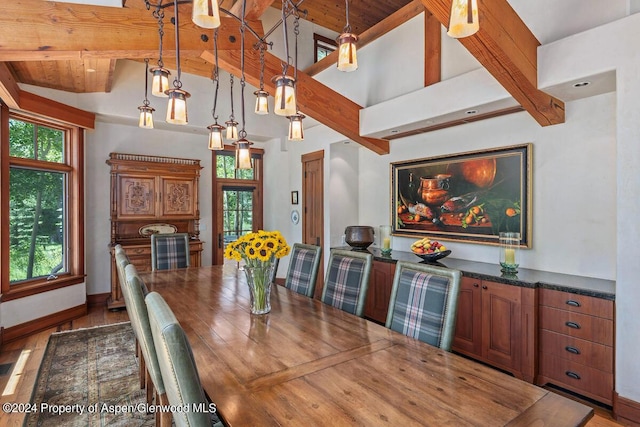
107 153 203 310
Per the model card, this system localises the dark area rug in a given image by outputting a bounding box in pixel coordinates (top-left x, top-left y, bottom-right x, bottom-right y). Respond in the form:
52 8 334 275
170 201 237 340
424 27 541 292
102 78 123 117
24 322 154 427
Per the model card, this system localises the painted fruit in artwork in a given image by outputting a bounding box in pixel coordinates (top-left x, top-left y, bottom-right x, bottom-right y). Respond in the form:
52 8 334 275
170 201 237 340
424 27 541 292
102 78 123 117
460 158 496 188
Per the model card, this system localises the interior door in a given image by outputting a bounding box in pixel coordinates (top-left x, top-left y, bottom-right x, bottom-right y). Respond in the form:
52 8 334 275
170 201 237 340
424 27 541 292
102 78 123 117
302 150 324 298
213 183 260 265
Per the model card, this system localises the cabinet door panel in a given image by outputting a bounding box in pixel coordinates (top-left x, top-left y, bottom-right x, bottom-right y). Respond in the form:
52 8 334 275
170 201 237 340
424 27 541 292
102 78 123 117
364 261 395 324
453 278 482 355
117 176 156 219
161 178 196 217
482 281 522 370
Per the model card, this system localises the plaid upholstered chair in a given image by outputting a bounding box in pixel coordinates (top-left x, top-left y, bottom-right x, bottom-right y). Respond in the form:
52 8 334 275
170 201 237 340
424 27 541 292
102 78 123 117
385 261 462 352
321 249 373 317
151 233 190 271
146 291 224 427
283 243 322 298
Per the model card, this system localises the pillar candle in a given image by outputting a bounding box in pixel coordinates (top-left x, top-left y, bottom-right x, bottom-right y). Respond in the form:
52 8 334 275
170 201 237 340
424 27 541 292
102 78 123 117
504 248 515 265
383 237 391 249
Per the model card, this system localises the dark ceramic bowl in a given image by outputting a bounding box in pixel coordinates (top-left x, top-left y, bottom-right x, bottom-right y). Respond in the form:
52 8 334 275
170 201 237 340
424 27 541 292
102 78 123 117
344 226 375 249
412 249 452 263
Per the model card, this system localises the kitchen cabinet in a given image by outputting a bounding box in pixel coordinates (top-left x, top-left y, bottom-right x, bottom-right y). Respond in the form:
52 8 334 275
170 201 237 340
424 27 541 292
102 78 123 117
364 260 396 324
537 288 614 405
452 276 536 382
106 153 203 310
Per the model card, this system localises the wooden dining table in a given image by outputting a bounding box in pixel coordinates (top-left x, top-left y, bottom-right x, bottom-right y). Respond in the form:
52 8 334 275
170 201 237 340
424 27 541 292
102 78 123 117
139 264 593 427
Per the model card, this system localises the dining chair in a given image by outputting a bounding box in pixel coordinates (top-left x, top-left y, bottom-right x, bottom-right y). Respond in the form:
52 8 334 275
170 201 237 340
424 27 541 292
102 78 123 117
122 264 172 427
321 249 373 317
146 291 224 427
150 232 190 271
284 243 322 298
385 261 462 352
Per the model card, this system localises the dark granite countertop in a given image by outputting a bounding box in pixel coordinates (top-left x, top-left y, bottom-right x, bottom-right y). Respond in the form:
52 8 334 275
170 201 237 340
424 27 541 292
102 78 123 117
337 246 615 301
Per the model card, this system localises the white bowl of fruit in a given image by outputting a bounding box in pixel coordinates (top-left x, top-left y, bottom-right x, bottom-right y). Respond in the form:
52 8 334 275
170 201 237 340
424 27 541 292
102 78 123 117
410 238 452 263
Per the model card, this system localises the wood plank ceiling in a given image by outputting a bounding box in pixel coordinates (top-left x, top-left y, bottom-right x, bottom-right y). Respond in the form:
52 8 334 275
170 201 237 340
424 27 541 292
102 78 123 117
0 0 563 154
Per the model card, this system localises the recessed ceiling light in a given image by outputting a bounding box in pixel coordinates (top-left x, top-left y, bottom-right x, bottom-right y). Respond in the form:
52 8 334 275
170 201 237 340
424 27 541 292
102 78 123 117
86 68 96 73
390 130 399 133
465 110 478 115
573 81 591 88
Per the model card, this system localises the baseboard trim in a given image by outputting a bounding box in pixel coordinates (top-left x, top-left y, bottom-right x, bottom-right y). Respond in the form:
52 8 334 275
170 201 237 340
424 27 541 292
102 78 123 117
87 292 110 307
614 392 640 425
3 304 88 343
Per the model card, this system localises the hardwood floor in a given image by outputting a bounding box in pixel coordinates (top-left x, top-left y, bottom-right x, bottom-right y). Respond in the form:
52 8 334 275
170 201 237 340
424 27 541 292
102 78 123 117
0 305 626 427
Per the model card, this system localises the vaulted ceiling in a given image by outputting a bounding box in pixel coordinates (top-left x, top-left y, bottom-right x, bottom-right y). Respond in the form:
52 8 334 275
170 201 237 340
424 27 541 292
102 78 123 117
0 0 568 154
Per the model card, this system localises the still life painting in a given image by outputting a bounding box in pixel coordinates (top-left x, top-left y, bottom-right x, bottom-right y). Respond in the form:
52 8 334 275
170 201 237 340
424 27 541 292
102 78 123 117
391 144 532 247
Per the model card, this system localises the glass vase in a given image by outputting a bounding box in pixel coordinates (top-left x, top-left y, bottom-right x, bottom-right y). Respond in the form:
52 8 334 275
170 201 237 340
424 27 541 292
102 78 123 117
244 264 273 315
499 231 520 273
379 225 392 256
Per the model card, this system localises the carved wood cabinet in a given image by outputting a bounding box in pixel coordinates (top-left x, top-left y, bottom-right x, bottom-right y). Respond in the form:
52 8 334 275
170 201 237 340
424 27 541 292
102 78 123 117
107 153 203 309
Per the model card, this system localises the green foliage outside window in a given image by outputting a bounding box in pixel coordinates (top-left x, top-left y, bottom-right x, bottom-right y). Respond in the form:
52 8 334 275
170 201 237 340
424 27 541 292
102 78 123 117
9 119 66 283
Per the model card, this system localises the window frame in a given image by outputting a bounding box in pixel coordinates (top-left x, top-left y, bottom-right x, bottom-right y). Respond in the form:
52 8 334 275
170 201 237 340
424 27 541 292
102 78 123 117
314 33 337 63
1 107 85 301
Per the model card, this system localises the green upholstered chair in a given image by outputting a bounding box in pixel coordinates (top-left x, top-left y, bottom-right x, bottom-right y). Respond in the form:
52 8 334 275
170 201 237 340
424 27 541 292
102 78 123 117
321 249 373 317
150 233 190 271
385 261 462 352
146 291 224 427
283 243 322 298
122 264 172 426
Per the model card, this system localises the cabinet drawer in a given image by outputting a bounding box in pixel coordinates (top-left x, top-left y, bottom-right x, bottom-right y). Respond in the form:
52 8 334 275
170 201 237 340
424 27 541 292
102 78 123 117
539 306 613 346
539 354 613 402
539 288 613 320
540 329 612 373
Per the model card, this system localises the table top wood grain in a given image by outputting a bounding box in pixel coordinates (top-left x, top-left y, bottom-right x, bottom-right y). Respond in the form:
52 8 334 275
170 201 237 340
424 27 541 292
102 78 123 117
139 265 593 427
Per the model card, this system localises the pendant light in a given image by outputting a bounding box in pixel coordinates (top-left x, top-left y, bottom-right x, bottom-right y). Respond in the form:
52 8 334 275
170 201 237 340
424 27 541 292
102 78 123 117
337 0 358 72
138 58 155 129
273 2 297 116
192 0 221 29
149 5 171 98
253 43 269 115
447 0 479 38
165 0 190 125
225 74 239 140
207 29 225 150
234 0 254 170
287 12 304 141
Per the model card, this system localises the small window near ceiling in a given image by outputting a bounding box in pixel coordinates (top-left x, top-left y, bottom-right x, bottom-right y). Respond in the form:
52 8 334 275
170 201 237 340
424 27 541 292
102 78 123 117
314 33 337 63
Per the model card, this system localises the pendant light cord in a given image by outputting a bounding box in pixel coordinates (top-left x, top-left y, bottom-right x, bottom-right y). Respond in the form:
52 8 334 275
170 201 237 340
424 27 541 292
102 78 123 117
152 5 165 68
212 29 220 122
172 0 182 88
239 0 247 138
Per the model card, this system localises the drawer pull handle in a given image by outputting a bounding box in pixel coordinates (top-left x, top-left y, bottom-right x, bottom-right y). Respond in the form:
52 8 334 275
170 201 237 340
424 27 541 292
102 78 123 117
473 283 479 288
134 249 144 254
565 371 581 380
565 346 581 355
565 321 581 329
566 300 581 307
482 285 488 290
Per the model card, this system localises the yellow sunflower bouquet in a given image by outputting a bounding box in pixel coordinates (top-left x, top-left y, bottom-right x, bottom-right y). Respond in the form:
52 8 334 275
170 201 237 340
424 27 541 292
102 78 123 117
224 230 290 314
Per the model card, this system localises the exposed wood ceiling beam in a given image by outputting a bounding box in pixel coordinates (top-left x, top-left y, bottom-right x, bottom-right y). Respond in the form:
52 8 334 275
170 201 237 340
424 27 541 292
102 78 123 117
205 48 390 155
0 63 21 109
305 0 425 76
229 0 275 20
420 0 564 126
424 10 441 86
0 1 261 60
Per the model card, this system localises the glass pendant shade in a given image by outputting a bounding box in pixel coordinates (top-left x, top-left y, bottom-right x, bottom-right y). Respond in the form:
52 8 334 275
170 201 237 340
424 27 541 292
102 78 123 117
287 114 305 141
254 90 269 115
447 0 479 38
165 88 190 125
234 139 253 169
150 67 171 98
138 105 155 129
207 123 225 150
273 75 297 116
225 120 239 141
337 33 358 72
192 0 221 29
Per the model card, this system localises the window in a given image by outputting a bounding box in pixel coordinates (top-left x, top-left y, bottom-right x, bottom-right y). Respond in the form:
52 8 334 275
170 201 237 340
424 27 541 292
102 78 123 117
314 33 337 63
1 108 85 299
